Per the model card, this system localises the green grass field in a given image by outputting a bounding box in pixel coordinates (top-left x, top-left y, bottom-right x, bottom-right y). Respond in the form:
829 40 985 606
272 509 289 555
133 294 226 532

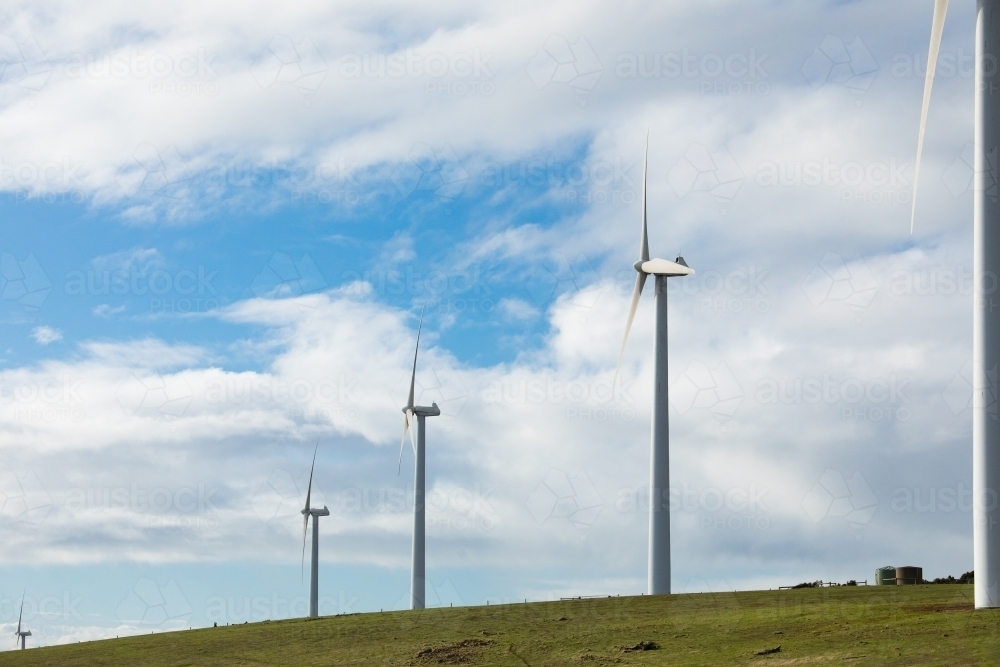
6 585 1000 666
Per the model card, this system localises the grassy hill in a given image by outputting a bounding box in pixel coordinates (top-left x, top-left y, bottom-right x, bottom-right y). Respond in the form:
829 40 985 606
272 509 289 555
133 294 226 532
6 585 999 666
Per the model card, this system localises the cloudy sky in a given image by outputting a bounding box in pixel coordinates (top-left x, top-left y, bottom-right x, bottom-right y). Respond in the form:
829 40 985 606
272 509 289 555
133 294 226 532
0 0 982 648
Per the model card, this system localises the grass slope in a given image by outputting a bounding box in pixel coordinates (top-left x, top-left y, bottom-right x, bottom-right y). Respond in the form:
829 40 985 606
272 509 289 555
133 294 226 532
6 585 1000 666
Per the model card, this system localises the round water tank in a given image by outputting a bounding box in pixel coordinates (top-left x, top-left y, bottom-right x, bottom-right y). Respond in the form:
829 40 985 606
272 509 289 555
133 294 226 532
895 566 922 585
875 566 896 586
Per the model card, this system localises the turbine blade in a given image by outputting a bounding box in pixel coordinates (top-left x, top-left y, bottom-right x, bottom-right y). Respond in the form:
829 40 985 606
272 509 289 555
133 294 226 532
640 133 650 262
613 271 648 391
407 307 424 409
17 593 23 637
397 410 412 474
911 0 949 233
300 442 317 584
409 409 418 456
304 442 317 515
301 512 309 584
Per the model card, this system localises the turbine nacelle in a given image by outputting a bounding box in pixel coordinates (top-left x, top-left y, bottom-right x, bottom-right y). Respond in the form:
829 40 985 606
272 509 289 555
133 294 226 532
302 506 330 517
633 257 694 277
403 402 441 417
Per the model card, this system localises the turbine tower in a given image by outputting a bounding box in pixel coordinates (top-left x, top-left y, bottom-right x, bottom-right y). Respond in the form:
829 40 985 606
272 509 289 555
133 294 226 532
912 0 999 609
300 442 329 618
613 138 694 595
15 592 31 650
397 308 439 610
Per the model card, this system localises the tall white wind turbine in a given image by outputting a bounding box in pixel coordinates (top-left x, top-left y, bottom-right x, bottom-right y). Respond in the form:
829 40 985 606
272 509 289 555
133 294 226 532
614 138 694 595
397 308 439 610
300 442 329 618
911 0 998 609
15 592 31 650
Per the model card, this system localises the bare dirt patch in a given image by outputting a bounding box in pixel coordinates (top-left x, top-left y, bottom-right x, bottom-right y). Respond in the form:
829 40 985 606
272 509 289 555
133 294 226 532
415 639 493 664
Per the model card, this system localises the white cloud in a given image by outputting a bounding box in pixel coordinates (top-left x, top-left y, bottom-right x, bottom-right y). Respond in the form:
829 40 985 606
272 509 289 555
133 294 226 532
498 297 539 321
90 247 162 274
31 325 62 344
93 304 127 317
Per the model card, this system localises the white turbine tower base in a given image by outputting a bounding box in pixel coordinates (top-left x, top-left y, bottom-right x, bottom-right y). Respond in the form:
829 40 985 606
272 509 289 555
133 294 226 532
614 136 694 596
397 307 440 610
973 0 1000 609
912 0 999 608
300 443 329 618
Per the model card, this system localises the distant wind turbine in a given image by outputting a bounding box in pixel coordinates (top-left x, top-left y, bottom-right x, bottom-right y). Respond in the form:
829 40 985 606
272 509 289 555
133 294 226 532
613 137 693 596
397 307 439 610
300 442 329 618
909 1 998 608
15 592 31 650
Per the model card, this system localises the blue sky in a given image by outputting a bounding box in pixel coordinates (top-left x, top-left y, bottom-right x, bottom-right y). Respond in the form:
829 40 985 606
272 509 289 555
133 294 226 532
0 0 985 647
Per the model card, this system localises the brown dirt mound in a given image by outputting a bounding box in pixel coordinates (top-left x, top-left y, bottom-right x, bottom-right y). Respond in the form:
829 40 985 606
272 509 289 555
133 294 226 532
416 638 493 664
619 640 658 652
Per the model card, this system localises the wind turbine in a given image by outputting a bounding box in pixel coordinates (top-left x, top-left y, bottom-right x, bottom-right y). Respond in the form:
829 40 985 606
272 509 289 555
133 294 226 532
15 592 31 650
613 137 694 595
300 442 329 618
911 0 998 609
397 308 439 610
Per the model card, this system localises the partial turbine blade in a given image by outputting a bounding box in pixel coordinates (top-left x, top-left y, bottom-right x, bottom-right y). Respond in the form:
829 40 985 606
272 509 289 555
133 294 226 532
408 409 418 456
301 512 309 583
301 442 318 583
407 307 425 409
640 134 650 262
911 0 949 233
613 271 647 391
304 442 317 514
17 592 23 637
397 409 412 474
